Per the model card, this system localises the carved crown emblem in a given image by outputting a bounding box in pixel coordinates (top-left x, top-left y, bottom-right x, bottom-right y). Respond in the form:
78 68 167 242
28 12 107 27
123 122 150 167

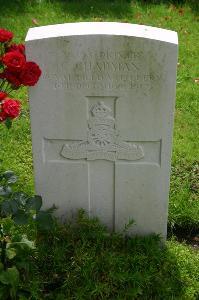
89 101 115 128
91 101 111 118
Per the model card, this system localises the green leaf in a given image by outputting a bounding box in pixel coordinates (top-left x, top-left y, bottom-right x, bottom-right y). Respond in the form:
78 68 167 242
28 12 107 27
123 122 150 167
20 236 35 249
13 192 28 207
3 171 15 178
1 200 12 215
26 195 42 212
0 186 12 197
3 171 17 184
0 267 19 286
9 200 18 214
7 175 18 184
123 218 135 233
2 199 19 216
5 118 12 129
36 211 54 230
7 236 35 250
6 248 16 259
13 210 29 225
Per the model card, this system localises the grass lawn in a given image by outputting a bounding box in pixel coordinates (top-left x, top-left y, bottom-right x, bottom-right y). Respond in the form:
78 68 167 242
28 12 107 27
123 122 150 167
25 212 199 300
0 0 198 299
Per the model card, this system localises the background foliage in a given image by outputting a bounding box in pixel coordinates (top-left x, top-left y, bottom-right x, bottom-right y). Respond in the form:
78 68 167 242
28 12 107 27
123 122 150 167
0 1 198 298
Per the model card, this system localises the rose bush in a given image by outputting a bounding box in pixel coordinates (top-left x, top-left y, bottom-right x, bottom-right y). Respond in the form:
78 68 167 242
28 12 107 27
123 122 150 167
0 30 48 300
0 28 41 128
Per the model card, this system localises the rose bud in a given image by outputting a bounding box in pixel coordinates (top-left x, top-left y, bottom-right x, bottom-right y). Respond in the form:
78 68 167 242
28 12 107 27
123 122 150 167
0 91 7 101
0 28 13 43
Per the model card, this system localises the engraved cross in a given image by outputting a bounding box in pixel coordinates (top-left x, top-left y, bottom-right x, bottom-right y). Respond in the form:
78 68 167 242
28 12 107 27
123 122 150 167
45 96 160 230
61 96 145 230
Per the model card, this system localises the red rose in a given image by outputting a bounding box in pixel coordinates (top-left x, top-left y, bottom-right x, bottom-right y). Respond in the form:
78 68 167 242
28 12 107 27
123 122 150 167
1 69 21 87
0 28 13 43
6 43 25 56
0 91 7 101
19 61 41 86
2 51 26 72
1 98 21 119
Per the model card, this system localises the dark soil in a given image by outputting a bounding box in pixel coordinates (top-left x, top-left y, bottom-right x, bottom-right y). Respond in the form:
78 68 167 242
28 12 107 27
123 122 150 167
168 225 199 250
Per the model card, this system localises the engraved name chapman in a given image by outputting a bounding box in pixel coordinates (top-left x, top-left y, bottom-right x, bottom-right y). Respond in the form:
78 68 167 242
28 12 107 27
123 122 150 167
61 102 144 162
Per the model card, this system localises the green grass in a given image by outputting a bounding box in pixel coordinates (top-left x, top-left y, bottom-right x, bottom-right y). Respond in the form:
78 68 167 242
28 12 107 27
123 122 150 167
0 4 198 297
22 211 199 299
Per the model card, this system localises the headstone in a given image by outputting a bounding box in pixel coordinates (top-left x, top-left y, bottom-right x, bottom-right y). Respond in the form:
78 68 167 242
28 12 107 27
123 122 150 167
25 22 178 238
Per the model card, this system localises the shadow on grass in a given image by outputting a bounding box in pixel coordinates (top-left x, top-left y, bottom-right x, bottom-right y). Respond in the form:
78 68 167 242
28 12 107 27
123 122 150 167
138 0 198 14
58 0 133 18
34 212 185 299
0 0 133 18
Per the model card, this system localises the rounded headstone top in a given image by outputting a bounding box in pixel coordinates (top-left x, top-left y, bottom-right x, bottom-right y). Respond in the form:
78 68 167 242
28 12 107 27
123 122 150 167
25 22 178 45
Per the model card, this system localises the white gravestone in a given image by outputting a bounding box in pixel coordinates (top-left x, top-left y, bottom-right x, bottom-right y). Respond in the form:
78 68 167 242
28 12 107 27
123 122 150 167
25 22 178 238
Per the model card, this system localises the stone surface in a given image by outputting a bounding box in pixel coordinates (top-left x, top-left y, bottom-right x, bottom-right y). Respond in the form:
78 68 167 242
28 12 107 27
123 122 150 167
25 22 178 238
